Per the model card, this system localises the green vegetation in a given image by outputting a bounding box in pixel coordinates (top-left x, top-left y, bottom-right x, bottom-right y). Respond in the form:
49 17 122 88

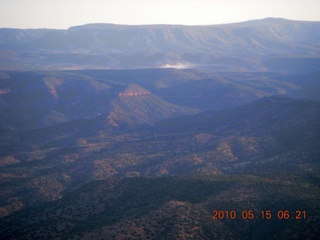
0 67 319 239
1 174 319 239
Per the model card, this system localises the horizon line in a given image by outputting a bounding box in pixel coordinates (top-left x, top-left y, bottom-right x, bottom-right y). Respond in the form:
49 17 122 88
1 17 320 30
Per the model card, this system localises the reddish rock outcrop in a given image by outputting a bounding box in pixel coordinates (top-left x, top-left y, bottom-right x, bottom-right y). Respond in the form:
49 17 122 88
118 91 151 97
118 84 151 97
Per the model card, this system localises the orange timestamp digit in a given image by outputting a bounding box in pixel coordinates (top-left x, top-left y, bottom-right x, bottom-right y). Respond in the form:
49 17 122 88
212 210 307 220
212 210 237 219
277 210 307 220
260 210 272 219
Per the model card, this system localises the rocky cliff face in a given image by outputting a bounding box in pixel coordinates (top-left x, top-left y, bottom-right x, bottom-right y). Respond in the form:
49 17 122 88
118 85 151 97
1 18 320 70
119 91 151 96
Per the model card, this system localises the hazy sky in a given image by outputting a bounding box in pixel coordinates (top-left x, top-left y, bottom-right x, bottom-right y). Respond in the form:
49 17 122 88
1 0 320 29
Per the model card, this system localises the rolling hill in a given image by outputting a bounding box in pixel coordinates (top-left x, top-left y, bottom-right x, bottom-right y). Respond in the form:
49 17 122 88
0 70 199 130
1 174 319 239
1 68 319 131
105 83 198 127
0 95 319 220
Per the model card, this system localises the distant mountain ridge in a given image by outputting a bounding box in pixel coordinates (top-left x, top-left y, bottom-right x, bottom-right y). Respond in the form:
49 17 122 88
1 18 320 70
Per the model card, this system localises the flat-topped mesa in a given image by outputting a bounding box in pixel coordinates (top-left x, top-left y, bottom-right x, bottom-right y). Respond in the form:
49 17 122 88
118 84 151 97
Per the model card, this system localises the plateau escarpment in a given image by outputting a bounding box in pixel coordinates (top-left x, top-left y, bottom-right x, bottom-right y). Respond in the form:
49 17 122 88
1 18 320 71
